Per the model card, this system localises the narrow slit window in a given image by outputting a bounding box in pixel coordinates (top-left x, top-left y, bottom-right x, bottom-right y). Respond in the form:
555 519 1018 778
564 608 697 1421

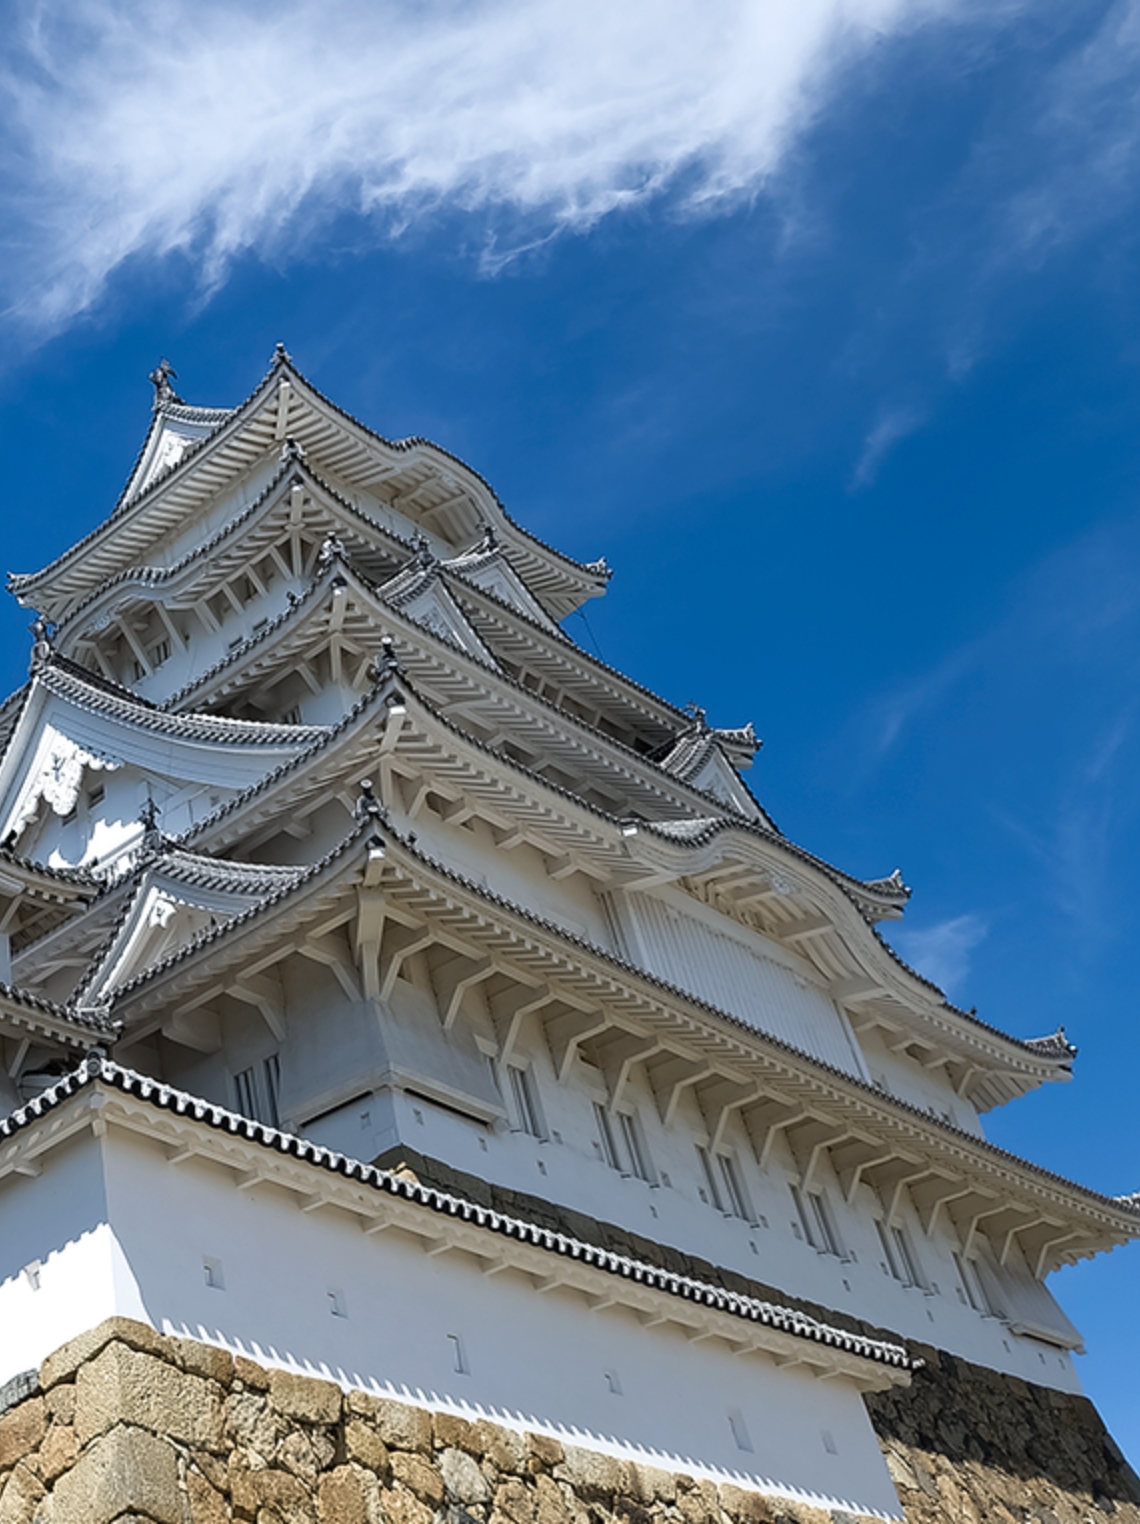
595 1103 622 1171
618 1112 653 1183
507 1064 543 1138
719 1152 753 1222
698 1145 726 1211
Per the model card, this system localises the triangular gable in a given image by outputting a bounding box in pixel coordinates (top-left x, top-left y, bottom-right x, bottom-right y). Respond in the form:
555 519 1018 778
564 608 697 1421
123 405 233 505
0 671 324 872
685 745 763 820
389 577 500 669
79 853 306 1005
447 549 560 632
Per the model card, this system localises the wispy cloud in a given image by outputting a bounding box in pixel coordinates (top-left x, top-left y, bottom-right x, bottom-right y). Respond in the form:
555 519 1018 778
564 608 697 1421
850 404 926 489
891 913 987 994
0 0 992 335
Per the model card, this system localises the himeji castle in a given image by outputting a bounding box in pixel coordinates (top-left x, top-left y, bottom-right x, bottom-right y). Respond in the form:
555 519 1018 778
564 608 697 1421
0 349 1137 1524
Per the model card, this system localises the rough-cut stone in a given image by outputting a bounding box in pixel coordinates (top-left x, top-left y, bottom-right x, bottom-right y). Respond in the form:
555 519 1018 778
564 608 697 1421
53 1424 180 1524
348 1395 432 1455
345 1417 390 1476
0 1400 46 1474
36 1420 78 1484
231 1461 314 1523
440 1444 491 1504
554 1446 631 1501
318 1464 381 1524
378 1482 434 1524
234 1355 271 1391
268 1369 342 1427
477 1421 527 1476
0 1461 45 1524
527 1433 565 1472
187 1466 229 1524
390 1449 446 1507
44 1385 75 1425
493 1475 538 1524
718 1483 774 1523
74 1340 224 1450
434 1411 483 1455
225 1389 285 1457
174 1337 234 1387
40 1319 167 1391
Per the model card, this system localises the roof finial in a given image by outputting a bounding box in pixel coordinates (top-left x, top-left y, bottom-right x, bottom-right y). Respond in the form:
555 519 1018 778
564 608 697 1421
148 358 183 410
139 795 161 837
367 635 405 687
684 701 708 731
411 531 435 569
279 434 306 465
273 341 293 366
318 532 346 571
354 779 389 846
28 614 54 672
476 520 498 554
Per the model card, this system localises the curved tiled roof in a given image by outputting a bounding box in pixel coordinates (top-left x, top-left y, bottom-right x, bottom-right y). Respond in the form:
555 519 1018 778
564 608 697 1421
0 1054 913 1373
0 978 117 1035
37 658 328 749
106 813 1117 1223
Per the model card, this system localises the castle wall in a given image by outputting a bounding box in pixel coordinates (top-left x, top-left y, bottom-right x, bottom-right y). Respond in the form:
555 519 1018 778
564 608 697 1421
0 1318 1137 1524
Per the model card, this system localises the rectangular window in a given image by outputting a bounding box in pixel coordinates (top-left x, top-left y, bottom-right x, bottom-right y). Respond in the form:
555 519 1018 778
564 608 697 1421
234 1056 281 1128
719 1152 753 1222
595 1102 622 1170
953 1251 997 1315
791 1183 843 1257
507 1064 543 1138
149 638 171 669
618 1112 654 1183
697 1145 725 1210
282 705 303 726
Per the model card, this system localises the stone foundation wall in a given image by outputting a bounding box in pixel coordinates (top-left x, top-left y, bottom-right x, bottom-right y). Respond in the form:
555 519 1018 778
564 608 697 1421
0 1318 1137 1524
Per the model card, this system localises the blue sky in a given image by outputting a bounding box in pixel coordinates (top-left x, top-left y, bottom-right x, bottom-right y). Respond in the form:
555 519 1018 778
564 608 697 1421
3 0 1140 1458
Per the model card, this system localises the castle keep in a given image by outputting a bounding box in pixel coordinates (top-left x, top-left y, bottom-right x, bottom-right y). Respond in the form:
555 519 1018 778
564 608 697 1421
0 350 1136 1523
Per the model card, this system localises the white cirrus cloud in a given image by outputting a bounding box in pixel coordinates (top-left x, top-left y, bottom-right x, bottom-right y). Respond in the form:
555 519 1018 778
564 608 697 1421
0 0 997 335
891 912 988 996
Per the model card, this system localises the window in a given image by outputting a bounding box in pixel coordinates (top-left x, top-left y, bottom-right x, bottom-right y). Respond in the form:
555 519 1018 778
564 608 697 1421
878 1219 925 1288
594 1102 621 1169
149 637 171 669
234 1055 281 1127
87 784 105 808
953 1251 998 1316
618 1111 654 1183
506 1063 544 1138
697 1145 753 1221
790 1183 843 1257
282 705 302 726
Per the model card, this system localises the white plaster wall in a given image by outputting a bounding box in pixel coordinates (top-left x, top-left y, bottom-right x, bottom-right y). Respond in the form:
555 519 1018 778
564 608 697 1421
89 1124 902 1519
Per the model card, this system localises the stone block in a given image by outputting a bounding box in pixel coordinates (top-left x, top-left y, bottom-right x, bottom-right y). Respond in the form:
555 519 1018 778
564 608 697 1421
235 1355 271 1391
630 1465 676 1506
553 1445 630 1501
37 1419 79 1484
279 1429 325 1485
226 1389 284 1456
390 1449 445 1507
231 1460 314 1523
378 1483 434 1524
433 1410 482 1455
345 1418 391 1476
347 1395 432 1455
175 1337 235 1387
0 1462 45 1524
717 1483 774 1524
492 1476 537 1524
318 1463 382 1524
440 1445 490 1504
526 1433 564 1471
268 1369 342 1426
40 1319 167 1390
45 1384 75 1424
74 1340 224 1450
477 1422 527 1476
534 1472 584 1524
0 1400 45 1474
52 1424 181 1524
187 1466 229 1524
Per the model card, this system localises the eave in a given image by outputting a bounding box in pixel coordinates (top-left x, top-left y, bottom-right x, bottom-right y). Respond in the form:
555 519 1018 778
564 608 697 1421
0 1059 914 1390
10 354 609 626
105 819 1140 1279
